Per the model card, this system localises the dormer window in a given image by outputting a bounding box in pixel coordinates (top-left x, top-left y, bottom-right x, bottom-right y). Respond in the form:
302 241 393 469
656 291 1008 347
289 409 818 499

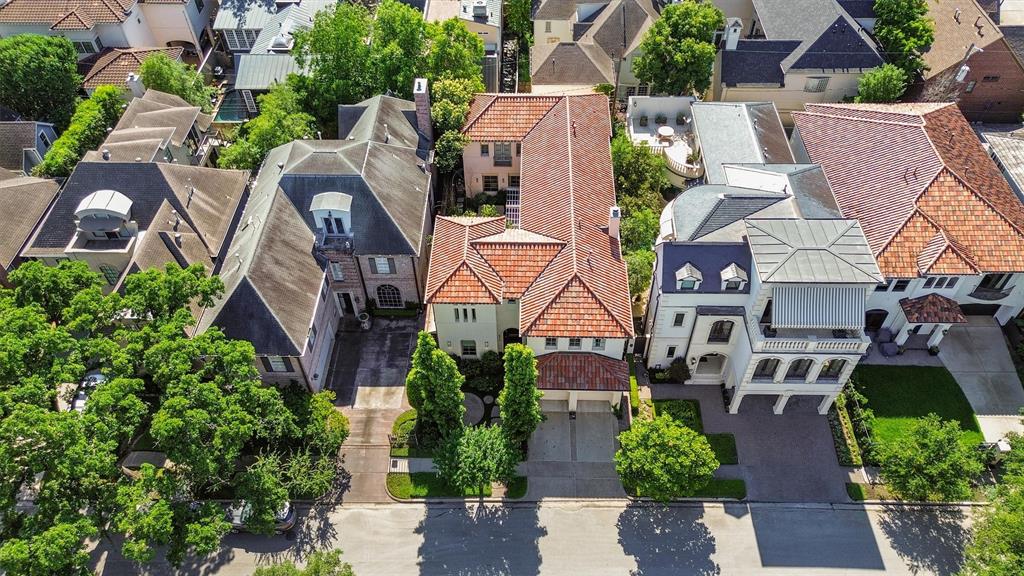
310 192 352 238
720 263 748 291
675 262 702 291
74 189 134 240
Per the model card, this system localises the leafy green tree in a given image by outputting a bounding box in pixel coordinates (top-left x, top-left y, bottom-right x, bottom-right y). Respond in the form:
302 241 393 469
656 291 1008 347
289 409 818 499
0 518 97 576
506 0 533 45
435 131 469 173
283 447 337 499
140 52 217 112
876 414 984 501
625 250 656 300
8 260 102 324
371 0 427 99
293 2 374 124
235 453 289 535
121 262 223 321
615 415 718 501
406 331 438 412
499 344 543 448
874 0 934 77
253 549 355 576
960 477 1024 576
610 132 668 215
435 425 517 495
422 349 466 439
633 1 724 96
83 377 147 446
425 19 485 84
621 208 660 253
218 83 316 170
855 64 910 103
32 84 126 177
0 35 81 129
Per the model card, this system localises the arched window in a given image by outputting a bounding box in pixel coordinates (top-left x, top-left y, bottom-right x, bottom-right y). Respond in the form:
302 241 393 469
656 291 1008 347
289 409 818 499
785 358 814 381
708 320 734 343
819 359 848 381
752 358 780 381
376 284 402 308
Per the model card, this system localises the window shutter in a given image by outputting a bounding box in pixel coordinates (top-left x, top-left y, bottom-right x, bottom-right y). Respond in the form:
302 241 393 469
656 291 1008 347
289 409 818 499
260 356 273 372
387 258 396 274
282 357 293 372
369 258 379 274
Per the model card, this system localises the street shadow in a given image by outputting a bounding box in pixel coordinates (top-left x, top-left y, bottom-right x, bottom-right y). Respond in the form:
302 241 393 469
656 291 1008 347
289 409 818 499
750 504 884 569
416 502 546 576
617 503 719 576
878 505 969 576
89 532 236 576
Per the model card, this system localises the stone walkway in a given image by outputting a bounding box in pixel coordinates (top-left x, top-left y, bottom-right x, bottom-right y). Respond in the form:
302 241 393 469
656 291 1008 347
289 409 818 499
939 317 1024 442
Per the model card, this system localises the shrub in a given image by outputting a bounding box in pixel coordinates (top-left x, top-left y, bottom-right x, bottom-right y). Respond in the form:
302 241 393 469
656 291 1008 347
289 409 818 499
33 85 125 177
668 357 690 383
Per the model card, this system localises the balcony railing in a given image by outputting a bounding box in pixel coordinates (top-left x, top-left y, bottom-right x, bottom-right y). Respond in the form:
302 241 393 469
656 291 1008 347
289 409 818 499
493 157 512 167
314 230 355 253
968 285 1014 301
747 318 870 354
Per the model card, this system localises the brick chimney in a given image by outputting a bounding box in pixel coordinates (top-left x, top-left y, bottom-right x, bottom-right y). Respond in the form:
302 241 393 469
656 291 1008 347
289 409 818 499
609 206 621 239
413 78 433 142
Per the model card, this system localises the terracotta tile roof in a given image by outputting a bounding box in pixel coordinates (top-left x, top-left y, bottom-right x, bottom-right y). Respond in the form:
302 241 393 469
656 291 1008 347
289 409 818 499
83 47 184 91
793 102 1024 278
536 352 629 391
899 294 967 324
0 0 134 28
425 94 633 339
463 95 561 141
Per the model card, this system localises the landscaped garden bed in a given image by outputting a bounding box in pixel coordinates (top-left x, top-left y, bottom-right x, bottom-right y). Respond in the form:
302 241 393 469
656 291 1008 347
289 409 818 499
389 409 434 458
386 472 527 499
651 399 738 465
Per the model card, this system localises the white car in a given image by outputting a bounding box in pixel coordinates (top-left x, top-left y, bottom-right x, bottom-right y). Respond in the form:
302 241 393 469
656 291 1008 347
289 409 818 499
226 501 296 534
71 371 107 412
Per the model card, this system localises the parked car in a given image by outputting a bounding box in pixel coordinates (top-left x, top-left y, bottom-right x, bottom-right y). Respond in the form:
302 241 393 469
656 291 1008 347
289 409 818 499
226 501 296 534
71 371 107 412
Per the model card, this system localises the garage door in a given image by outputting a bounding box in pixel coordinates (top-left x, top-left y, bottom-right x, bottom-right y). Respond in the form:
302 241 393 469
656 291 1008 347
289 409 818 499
961 303 1000 316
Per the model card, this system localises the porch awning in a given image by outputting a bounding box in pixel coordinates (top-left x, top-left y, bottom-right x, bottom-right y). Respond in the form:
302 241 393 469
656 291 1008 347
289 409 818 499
899 294 967 324
536 353 629 391
772 285 865 330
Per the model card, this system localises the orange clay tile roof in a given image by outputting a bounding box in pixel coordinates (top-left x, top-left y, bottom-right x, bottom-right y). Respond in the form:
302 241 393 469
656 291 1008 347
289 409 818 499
425 94 633 339
83 47 184 91
0 0 135 29
899 293 967 324
793 102 1024 278
463 95 561 141
536 352 629 391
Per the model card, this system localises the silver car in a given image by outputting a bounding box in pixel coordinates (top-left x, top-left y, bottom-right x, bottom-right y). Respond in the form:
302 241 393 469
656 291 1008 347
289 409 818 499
72 371 107 412
226 501 296 534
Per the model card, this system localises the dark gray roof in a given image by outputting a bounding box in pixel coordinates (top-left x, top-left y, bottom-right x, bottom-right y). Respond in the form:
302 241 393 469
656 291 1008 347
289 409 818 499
531 42 614 85
725 163 842 218
721 40 799 86
667 185 788 241
0 176 58 269
656 242 752 295
1003 26 1024 61
0 121 42 172
696 306 747 316
790 16 882 70
837 0 874 19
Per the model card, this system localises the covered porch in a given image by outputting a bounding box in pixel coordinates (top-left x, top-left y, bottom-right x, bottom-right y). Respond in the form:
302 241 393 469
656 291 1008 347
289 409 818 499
891 294 967 352
536 352 628 411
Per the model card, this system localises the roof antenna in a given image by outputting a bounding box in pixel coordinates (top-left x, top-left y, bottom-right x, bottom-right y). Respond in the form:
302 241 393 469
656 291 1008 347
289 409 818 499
903 166 910 182
384 123 390 143
571 121 576 137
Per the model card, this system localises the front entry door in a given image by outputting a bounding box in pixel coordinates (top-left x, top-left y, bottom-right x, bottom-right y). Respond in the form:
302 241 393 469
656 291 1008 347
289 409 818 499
336 292 355 315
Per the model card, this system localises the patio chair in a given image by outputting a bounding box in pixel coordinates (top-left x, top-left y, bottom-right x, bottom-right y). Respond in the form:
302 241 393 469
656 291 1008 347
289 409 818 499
877 328 893 344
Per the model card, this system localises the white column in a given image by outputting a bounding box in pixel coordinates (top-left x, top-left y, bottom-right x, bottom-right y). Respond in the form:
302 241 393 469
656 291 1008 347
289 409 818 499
729 391 745 414
818 392 839 415
927 324 948 348
773 393 791 415
895 326 911 346
805 360 823 383
568 391 578 412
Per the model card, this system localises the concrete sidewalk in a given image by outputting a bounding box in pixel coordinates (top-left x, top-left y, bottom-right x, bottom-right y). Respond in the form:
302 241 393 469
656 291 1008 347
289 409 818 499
939 317 1024 442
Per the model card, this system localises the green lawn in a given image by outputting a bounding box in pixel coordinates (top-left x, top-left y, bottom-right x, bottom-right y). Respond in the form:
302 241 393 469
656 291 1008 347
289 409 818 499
853 365 984 447
694 478 746 499
386 472 491 499
504 476 528 499
389 409 434 458
628 356 640 417
652 399 739 465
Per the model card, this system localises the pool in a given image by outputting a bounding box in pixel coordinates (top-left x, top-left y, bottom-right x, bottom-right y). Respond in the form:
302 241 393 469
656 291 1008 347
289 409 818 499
214 90 247 123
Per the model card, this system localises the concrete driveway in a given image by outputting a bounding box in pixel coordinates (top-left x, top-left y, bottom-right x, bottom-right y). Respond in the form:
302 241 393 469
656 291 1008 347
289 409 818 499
939 316 1024 442
652 385 851 503
326 318 418 503
525 401 625 499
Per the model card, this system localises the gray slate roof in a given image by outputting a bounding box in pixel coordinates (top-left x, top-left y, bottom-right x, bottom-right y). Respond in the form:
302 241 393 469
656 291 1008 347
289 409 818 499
691 102 793 184
667 185 788 241
213 0 281 30
0 121 44 172
744 218 883 283
655 241 752 294
197 95 432 356
0 176 58 269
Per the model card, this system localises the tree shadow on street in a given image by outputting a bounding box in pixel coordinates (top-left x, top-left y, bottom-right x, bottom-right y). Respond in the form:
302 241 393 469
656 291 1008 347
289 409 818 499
617 503 720 576
878 505 969 576
416 502 546 576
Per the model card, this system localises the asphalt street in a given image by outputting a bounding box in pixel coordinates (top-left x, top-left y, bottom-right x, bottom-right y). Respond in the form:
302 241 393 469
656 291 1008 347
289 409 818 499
91 501 974 575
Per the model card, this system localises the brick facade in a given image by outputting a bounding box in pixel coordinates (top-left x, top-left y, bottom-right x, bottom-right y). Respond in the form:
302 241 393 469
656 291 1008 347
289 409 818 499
918 38 1024 123
358 254 422 309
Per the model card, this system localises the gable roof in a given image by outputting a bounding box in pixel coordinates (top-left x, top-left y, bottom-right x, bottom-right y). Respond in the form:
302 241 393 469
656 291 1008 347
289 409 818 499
922 0 1005 80
426 94 633 338
530 42 614 85
0 121 46 172
112 89 211 148
0 176 59 270
793 102 1024 277
744 218 884 283
82 47 184 91
0 0 134 29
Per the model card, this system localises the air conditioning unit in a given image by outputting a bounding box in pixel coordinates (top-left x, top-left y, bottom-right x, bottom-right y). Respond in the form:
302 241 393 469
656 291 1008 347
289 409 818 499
472 0 487 18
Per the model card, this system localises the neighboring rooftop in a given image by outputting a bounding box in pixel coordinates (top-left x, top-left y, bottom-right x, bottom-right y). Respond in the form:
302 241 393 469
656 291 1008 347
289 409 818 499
982 132 1024 197
0 0 134 29
81 47 184 92
691 102 794 184
744 218 883 284
0 176 59 270
921 0 1004 81
234 0 334 91
213 0 280 30
793 102 1024 277
426 94 633 339
0 121 50 173
109 90 211 148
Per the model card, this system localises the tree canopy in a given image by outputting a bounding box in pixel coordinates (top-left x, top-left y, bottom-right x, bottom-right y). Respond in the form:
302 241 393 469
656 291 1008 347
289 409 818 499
876 414 983 501
0 262 348 574
632 1 724 96
32 85 126 178
498 344 543 447
253 549 355 576
874 0 934 77
140 52 217 112
615 415 718 501
434 425 517 494
218 83 316 170
0 35 81 130
855 64 910 103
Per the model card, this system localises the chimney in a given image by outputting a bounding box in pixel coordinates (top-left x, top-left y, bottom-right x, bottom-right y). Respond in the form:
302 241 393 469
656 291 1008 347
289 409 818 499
724 18 743 51
413 78 433 142
126 73 145 98
608 206 621 239
101 149 110 160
